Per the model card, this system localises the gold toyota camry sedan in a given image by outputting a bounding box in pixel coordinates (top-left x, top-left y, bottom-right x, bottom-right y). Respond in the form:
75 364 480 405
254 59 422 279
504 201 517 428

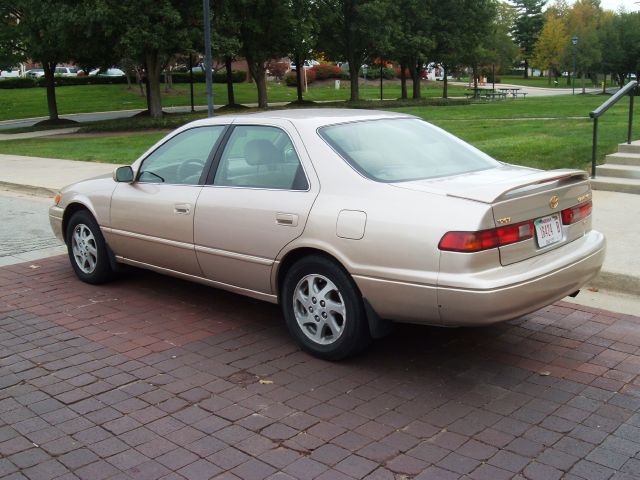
50 109 606 359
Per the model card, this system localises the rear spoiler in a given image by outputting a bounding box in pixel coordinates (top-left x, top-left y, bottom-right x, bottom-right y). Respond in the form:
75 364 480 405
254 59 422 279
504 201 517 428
446 169 589 203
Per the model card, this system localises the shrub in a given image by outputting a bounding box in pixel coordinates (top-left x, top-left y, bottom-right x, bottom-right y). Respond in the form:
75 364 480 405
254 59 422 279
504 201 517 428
36 75 128 87
267 61 289 80
360 66 395 80
284 68 316 87
311 64 341 80
0 77 36 89
170 70 246 84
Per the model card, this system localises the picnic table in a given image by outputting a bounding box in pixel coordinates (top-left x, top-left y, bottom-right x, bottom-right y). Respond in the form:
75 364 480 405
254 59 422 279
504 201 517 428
465 88 506 100
498 87 528 99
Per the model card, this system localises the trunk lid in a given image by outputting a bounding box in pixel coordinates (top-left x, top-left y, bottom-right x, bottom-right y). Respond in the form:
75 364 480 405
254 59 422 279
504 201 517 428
392 166 592 265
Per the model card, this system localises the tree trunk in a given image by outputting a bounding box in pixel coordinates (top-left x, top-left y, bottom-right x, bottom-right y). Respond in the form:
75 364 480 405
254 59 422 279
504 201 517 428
225 56 236 106
400 63 407 99
295 53 304 102
125 73 132 90
473 65 478 89
410 62 421 99
145 52 163 118
581 72 585 94
523 58 529 79
247 55 268 108
42 62 59 122
348 61 359 102
442 65 448 99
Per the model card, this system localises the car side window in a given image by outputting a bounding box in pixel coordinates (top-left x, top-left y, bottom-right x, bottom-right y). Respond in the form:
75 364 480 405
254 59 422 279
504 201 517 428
213 125 309 190
138 126 224 185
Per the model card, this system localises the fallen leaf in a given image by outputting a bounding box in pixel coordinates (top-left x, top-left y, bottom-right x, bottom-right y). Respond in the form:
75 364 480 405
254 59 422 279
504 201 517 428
29 265 40 269
588 287 599 292
539 371 551 376
259 379 274 385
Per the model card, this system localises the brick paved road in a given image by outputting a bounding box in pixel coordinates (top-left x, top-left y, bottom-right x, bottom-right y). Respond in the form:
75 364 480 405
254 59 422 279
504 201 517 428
1 256 639 480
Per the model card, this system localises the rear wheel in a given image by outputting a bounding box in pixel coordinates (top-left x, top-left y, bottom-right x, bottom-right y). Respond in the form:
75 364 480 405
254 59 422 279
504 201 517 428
66 210 114 284
281 255 371 360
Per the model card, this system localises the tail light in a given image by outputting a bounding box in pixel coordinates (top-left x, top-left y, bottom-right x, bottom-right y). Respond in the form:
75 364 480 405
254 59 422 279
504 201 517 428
439 220 534 253
561 201 592 225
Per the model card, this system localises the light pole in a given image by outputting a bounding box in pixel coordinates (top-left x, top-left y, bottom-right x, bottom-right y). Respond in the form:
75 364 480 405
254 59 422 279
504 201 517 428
572 35 578 96
203 0 214 117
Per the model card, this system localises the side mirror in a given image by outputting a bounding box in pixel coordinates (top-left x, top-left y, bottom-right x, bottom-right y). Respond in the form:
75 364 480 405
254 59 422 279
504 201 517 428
113 166 134 183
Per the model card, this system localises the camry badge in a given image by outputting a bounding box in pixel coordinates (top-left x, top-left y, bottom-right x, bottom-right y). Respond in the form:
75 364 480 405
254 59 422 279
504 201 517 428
577 192 591 203
549 195 559 209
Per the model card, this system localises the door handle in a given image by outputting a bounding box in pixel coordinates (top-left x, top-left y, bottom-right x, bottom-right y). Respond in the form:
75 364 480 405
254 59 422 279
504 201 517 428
174 203 191 215
276 213 298 226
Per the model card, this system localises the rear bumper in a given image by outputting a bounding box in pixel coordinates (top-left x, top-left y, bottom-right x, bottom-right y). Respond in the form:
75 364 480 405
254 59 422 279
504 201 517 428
356 230 606 326
437 230 605 325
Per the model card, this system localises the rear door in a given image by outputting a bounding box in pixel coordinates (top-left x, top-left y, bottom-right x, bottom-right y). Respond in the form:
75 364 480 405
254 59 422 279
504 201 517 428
194 122 319 294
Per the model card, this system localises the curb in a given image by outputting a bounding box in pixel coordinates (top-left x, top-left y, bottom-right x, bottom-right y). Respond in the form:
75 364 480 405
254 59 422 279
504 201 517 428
588 270 640 297
0 181 57 198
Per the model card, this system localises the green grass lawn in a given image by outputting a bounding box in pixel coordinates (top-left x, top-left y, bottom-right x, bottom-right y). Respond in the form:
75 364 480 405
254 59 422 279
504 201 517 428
0 132 167 163
0 94 634 170
0 80 467 122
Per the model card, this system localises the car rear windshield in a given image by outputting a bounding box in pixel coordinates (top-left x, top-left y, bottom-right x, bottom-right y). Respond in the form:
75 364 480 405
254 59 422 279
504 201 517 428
318 118 499 182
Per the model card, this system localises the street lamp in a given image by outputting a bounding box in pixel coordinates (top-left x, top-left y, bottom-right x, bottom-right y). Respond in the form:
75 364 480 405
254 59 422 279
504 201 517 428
572 35 578 96
203 0 214 117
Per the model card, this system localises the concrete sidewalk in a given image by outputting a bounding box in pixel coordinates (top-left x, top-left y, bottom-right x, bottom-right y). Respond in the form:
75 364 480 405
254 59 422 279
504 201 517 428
0 153 637 300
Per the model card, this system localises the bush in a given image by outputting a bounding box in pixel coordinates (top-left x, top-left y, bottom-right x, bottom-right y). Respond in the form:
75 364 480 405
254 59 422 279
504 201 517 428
311 64 341 80
267 61 289 80
35 75 128 87
284 68 316 87
0 77 36 89
170 70 246 84
360 66 395 80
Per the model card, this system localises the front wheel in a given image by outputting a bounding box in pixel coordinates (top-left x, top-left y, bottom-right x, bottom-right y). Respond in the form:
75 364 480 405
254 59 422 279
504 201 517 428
66 210 114 284
281 255 371 360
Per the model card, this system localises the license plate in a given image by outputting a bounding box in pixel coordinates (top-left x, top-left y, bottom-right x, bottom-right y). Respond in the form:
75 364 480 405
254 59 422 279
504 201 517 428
534 214 563 247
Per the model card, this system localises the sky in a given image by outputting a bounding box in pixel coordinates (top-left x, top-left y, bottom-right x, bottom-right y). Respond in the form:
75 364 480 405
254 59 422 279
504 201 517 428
587 0 638 11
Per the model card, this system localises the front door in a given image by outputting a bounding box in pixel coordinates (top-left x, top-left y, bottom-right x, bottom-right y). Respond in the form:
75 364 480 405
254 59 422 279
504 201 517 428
110 125 226 276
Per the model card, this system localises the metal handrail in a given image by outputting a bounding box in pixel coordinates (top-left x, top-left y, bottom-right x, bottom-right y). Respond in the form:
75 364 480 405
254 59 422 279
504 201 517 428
589 80 637 178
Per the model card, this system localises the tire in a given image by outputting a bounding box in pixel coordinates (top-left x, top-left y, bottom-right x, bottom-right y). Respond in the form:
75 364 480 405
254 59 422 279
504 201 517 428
281 255 371 360
65 210 114 284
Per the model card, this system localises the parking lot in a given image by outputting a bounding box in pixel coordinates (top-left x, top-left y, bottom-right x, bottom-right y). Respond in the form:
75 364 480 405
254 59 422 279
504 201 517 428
1 255 640 480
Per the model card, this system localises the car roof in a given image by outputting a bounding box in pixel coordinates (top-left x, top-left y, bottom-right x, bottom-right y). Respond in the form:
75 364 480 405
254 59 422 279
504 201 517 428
187 108 413 129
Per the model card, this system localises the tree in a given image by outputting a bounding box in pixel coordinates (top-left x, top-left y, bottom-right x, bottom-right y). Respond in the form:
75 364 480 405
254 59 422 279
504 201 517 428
0 0 114 123
231 0 292 108
431 0 497 96
317 0 385 102
388 0 434 99
287 0 319 103
532 12 569 83
212 0 243 107
0 4 20 70
483 1 520 84
511 0 546 78
106 0 196 118
601 11 640 86
564 0 602 93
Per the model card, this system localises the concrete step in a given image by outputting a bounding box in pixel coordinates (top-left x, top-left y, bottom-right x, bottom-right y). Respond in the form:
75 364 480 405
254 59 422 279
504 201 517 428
596 164 640 179
604 152 640 166
617 140 640 155
591 177 640 194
